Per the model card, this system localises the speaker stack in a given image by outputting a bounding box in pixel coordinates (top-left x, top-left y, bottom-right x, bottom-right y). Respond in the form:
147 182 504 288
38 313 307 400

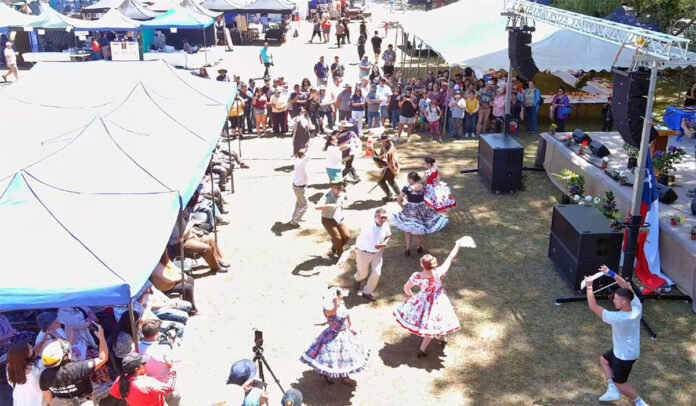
477 133 523 193
548 205 623 290
508 28 539 81
611 67 658 147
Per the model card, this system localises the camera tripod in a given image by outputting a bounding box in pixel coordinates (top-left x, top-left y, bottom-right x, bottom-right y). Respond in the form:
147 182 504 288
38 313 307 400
253 340 285 393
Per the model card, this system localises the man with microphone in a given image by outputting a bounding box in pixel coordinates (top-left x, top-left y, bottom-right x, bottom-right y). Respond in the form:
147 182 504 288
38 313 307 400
584 266 649 406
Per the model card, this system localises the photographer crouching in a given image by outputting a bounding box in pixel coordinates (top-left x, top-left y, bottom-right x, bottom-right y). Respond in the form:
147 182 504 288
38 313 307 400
39 322 108 405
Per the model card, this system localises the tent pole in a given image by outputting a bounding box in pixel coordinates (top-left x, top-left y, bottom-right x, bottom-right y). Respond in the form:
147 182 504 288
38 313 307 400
209 158 218 243
504 59 513 135
128 303 139 353
443 63 452 136
407 35 413 79
435 54 440 77
226 110 235 194
677 66 684 105
421 46 431 82
399 28 405 73
203 28 209 67
178 204 187 301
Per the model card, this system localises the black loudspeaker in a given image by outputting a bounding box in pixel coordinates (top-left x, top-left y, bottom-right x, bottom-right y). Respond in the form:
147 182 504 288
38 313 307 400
571 129 592 144
656 183 678 204
691 197 696 215
589 140 611 158
548 205 623 290
508 28 539 81
477 133 523 193
611 67 658 147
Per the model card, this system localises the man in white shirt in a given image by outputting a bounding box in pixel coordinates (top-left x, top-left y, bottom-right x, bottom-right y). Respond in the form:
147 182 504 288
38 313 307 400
290 148 310 226
138 319 181 406
376 77 392 127
2 42 19 82
585 265 649 406
352 208 392 301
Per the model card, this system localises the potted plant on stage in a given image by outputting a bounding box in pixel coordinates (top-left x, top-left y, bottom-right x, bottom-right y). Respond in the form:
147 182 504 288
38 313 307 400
553 169 584 204
623 143 639 169
670 214 686 226
618 171 629 186
578 140 588 155
653 146 686 186
549 123 557 135
563 133 573 147
601 156 609 169
691 225 696 240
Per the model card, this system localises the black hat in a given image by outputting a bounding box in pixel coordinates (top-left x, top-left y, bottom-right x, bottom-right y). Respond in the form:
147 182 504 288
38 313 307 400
121 353 149 372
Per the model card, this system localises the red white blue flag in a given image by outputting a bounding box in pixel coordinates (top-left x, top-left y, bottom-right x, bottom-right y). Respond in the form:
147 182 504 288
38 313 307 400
633 155 673 291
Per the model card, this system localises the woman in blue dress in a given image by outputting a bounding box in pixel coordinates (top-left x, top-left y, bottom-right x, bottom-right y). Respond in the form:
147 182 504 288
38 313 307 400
300 287 370 385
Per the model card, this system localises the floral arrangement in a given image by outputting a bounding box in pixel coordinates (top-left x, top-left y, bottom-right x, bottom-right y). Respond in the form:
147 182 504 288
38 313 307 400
578 140 589 155
601 156 609 169
563 134 573 147
554 169 585 197
618 171 629 186
653 146 686 175
598 191 621 221
622 143 639 159
670 214 686 226
549 123 558 134
691 226 696 240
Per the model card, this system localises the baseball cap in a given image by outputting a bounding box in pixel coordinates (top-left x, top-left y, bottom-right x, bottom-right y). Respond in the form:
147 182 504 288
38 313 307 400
281 389 303 406
121 352 149 372
226 359 257 385
41 339 71 367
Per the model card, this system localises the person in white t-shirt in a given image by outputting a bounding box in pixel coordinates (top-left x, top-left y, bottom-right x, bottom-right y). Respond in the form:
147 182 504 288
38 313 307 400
585 265 649 406
352 208 392 302
2 42 19 82
290 148 310 227
376 77 392 127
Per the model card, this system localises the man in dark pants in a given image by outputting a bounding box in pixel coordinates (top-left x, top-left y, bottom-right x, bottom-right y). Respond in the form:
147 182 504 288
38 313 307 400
584 265 650 406
602 97 614 131
371 31 382 63
374 134 400 201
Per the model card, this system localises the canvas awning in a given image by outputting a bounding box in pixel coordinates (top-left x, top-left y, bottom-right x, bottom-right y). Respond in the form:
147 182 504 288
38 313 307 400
27 5 90 30
140 5 214 29
74 8 142 31
118 0 163 20
200 0 248 12
240 0 293 14
83 0 126 12
0 2 41 28
181 0 222 18
0 171 180 311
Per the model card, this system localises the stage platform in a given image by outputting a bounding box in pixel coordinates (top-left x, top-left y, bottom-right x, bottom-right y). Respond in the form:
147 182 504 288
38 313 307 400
541 131 696 311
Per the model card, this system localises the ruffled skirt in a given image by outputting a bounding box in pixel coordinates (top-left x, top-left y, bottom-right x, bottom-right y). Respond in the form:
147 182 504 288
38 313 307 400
391 202 448 235
300 328 370 378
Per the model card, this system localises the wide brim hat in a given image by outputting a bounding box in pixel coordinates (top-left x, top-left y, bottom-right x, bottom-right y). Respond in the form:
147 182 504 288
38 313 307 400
378 133 390 141
337 120 352 128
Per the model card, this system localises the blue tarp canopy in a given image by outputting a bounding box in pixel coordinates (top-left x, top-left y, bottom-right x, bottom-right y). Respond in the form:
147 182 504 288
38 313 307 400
604 6 660 31
0 171 180 311
140 6 214 29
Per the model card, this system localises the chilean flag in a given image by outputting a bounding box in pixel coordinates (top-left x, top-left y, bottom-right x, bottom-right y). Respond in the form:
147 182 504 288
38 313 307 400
631 155 674 292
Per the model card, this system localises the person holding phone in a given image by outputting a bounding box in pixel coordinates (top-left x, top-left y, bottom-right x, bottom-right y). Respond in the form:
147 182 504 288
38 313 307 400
300 286 370 385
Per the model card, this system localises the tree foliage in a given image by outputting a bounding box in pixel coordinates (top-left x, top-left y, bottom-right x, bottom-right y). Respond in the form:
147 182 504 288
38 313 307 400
551 0 696 33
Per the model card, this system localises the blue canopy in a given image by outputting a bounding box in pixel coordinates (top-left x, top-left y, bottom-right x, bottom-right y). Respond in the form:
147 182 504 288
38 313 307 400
0 171 180 311
140 6 214 29
604 6 660 31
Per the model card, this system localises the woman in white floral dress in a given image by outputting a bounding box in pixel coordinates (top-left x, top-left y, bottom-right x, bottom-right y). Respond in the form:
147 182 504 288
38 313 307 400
394 236 476 357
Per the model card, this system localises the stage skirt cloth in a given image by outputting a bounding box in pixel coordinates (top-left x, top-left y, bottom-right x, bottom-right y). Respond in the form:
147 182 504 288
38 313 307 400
391 202 448 235
300 315 370 378
394 269 460 337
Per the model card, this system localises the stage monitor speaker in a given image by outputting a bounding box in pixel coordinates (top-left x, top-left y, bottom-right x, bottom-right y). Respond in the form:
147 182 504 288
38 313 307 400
656 183 678 204
611 67 658 147
549 205 623 290
477 133 523 193
508 29 539 81
691 197 696 215
589 140 610 158
571 129 592 144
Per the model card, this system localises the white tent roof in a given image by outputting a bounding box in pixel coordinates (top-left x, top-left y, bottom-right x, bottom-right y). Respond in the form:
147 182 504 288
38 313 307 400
0 2 41 28
74 8 142 31
400 0 696 71
84 0 126 11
